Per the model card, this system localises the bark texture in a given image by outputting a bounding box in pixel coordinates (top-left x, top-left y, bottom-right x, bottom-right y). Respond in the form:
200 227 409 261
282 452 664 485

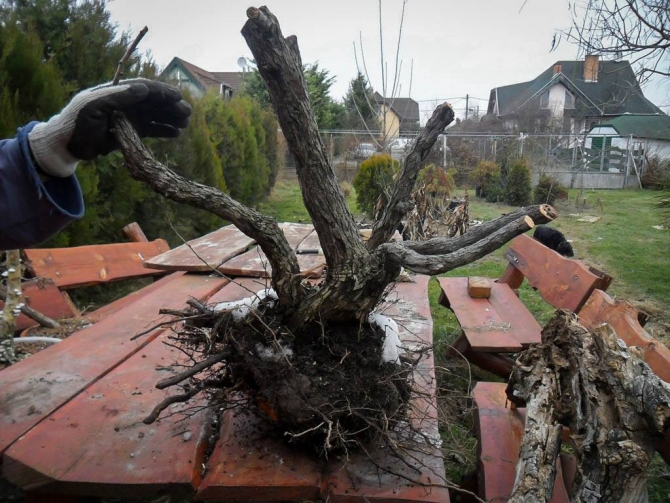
0 250 21 364
507 310 670 502
112 115 304 308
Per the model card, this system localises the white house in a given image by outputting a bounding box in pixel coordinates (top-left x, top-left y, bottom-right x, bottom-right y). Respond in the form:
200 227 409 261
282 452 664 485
586 114 670 162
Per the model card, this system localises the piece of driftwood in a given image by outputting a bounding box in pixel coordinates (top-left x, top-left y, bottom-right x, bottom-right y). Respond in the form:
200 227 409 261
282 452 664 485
507 310 670 502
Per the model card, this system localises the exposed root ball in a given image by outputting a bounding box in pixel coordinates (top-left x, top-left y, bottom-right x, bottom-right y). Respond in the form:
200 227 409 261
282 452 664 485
161 295 416 456
224 310 413 454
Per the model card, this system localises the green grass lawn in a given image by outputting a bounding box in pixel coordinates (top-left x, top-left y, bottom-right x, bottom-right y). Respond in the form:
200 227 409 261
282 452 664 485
258 179 670 497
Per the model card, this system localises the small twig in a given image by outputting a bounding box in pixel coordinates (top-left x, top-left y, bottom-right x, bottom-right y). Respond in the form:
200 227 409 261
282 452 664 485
112 26 148 85
250 310 292 368
156 351 228 390
143 386 200 424
284 421 325 440
186 298 211 314
130 314 202 341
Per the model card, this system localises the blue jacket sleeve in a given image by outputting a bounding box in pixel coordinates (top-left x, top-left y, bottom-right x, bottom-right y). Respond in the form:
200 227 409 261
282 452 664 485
0 122 84 250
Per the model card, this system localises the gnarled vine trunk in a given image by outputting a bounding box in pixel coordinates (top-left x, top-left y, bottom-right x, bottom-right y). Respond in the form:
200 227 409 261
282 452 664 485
111 6 558 452
114 6 556 328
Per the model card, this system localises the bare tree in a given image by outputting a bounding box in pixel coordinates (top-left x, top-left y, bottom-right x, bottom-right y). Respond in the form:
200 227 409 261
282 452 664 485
112 6 556 454
564 0 670 82
351 0 413 150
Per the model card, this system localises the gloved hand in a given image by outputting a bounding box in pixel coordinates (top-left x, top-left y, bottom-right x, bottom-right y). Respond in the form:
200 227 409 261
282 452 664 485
28 79 192 177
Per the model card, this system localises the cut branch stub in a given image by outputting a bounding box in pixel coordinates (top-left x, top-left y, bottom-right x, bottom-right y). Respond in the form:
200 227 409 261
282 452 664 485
242 6 368 274
507 310 670 502
378 214 536 275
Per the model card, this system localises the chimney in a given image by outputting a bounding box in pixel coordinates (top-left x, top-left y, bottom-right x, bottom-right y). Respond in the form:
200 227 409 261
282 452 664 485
553 63 562 75
584 55 599 82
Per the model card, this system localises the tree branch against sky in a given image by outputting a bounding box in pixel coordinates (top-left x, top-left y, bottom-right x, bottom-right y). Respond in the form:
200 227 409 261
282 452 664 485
564 0 670 82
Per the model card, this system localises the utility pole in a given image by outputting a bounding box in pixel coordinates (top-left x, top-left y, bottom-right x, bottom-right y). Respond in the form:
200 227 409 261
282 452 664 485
465 94 469 120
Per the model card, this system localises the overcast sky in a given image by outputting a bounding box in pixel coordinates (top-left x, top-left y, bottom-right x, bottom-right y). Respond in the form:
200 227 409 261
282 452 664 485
107 0 670 120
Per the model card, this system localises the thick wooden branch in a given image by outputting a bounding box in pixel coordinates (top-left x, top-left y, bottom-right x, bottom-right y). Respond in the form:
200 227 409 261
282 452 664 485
111 115 303 307
507 310 670 502
368 104 455 249
241 7 369 273
378 216 535 275
402 204 557 255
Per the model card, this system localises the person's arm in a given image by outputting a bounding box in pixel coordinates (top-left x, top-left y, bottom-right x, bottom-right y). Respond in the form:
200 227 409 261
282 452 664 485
0 122 84 250
0 79 190 251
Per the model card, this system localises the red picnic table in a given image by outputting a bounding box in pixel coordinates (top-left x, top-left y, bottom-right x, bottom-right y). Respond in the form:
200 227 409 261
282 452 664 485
0 224 449 503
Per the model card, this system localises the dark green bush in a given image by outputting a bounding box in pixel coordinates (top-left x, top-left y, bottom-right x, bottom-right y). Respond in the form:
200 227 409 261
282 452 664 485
353 154 400 218
469 161 501 199
505 158 532 206
533 175 568 205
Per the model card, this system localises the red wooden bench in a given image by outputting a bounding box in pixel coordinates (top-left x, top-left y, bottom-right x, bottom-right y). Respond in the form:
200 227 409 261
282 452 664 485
1 225 448 503
438 233 612 377
579 288 670 464
0 223 170 332
469 290 670 501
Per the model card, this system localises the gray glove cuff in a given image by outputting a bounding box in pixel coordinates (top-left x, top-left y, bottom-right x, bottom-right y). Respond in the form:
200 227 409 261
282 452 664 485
27 82 133 177
28 121 80 177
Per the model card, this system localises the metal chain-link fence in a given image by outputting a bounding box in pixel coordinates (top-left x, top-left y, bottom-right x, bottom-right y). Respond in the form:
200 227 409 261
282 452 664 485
281 130 647 189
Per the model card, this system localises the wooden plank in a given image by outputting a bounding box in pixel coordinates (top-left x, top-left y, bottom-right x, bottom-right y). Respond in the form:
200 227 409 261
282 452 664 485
196 408 324 501
325 276 449 503
449 334 515 378
214 223 319 278
473 382 570 503
144 225 254 272
278 222 315 248
3 332 213 498
580 289 670 383
86 272 185 322
0 273 228 457
219 247 326 279
217 247 271 278
122 222 149 243
198 276 449 503
1 279 78 332
486 282 543 348
23 240 170 289
505 234 601 313
438 278 524 352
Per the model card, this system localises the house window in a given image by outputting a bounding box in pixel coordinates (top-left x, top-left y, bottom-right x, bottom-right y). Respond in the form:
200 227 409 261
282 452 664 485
540 91 549 109
564 90 575 108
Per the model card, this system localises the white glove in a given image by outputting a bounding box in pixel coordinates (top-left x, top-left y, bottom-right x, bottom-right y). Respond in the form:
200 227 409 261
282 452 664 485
28 79 191 177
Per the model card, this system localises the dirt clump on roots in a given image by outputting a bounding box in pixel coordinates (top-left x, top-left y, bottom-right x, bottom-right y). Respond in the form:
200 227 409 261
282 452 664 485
161 292 416 456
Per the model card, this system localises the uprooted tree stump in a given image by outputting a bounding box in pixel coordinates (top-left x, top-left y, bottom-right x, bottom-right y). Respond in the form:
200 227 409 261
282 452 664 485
506 310 670 502
110 5 557 465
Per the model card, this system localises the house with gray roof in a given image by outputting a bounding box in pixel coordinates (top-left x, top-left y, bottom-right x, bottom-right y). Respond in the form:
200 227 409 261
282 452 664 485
373 92 420 140
487 55 664 134
160 57 246 99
